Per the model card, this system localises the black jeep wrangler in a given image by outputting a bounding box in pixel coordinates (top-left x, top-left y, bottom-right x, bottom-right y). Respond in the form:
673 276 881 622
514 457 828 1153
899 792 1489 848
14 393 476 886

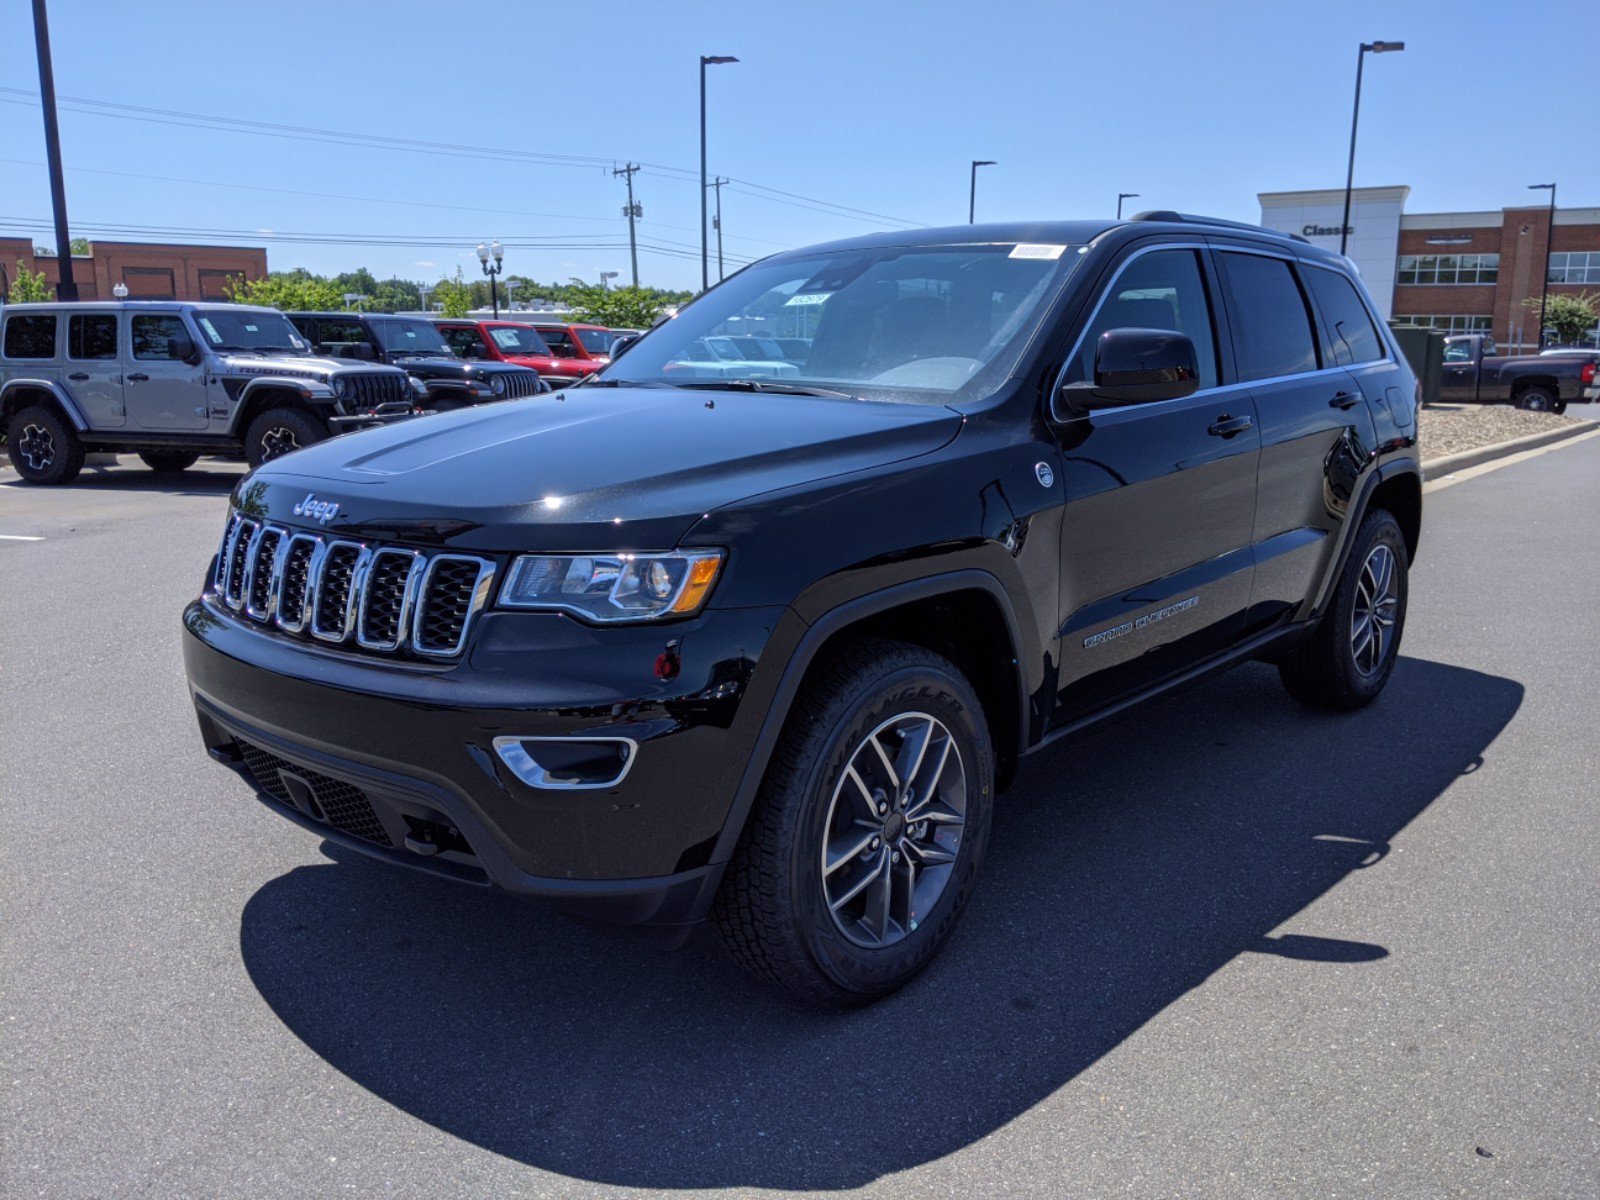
185 214 1421 1006
286 312 546 410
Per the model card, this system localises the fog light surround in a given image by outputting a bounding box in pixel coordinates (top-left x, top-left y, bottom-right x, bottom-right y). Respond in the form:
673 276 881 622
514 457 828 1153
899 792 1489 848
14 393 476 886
492 735 638 790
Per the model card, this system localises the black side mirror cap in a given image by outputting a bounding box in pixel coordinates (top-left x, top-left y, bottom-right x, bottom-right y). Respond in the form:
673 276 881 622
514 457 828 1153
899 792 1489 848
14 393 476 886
167 335 197 362
609 333 639 361
346 341 376 361
1056 327 1200 416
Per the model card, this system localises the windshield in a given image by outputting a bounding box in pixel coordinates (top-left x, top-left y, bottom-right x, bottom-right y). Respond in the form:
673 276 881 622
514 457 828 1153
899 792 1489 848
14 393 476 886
488 325 553 355
598 242 1079 402
192 309 309 353
576 327 616 354
372 318 453 355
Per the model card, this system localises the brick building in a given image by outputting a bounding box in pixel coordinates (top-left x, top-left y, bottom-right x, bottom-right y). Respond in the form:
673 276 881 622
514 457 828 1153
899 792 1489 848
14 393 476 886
0 238 267 303
1260 187 1600 352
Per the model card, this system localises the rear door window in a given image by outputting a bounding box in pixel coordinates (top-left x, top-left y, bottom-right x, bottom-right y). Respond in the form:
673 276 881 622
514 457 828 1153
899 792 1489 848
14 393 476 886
1218 252 1320 381
68 314 119 360
1304 266 1385 366
4 314 58 359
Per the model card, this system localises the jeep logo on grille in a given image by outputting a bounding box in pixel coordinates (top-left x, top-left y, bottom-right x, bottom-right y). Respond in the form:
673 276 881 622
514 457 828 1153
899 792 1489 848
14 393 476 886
292 493 341 526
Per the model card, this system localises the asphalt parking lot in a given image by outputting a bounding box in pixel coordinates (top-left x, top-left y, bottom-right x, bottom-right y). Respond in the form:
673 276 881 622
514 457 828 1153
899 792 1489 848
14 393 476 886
2 430 1598 1199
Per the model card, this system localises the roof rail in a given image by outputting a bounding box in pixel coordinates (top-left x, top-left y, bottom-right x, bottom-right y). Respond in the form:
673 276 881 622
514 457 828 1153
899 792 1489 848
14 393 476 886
1128 210 1311 244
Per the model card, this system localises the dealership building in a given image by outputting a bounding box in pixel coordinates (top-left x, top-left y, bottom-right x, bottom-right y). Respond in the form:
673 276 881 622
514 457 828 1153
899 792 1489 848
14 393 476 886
0 237 266 303
1259 186 1600 351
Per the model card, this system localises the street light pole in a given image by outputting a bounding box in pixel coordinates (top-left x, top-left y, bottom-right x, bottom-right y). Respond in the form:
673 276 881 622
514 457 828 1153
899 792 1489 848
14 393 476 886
1117 192 1140 220
1340 40 1404 257
1529 182 1557 348
477 240 503 317
30 0 76 301
969 160 996 224
699 55 738 292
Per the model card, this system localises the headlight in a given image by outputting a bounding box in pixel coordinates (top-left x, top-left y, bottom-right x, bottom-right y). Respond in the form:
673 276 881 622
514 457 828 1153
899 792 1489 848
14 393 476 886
489 374 507 395
499 550 723 622
331 376 348 398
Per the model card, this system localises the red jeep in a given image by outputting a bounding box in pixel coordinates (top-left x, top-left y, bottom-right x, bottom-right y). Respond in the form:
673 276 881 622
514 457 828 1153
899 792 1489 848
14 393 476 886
529 322 616 373
433 320 593 386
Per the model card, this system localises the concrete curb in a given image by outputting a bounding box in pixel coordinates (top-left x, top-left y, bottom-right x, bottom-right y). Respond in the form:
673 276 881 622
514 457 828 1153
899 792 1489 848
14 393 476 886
1421 421 1599 481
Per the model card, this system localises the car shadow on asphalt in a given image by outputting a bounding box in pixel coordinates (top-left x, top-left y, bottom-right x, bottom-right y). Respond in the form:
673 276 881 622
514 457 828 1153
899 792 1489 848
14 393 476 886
0 460 243 497
238 656 1521 1191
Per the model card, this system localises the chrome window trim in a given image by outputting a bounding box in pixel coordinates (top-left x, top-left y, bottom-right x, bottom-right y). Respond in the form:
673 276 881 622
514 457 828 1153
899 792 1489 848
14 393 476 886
412 555 497 659
491 735 640 791
273 533 323 634
310 541 367 643
355 548 425 651
243 526 286 622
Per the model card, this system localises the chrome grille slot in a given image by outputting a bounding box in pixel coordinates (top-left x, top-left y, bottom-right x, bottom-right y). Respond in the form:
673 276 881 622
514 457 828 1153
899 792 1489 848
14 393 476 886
245 527 284 620
274 535 319 633
222 518 258 610
356 549 422 650
311 542 364 642
414 556 496 657
206 512 492 659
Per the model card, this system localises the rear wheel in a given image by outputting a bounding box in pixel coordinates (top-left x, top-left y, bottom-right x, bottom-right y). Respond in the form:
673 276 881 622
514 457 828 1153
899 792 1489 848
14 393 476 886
1514 386 1557 412
1278 509 1408 711
244 407 327 468
6 404 85 485
713 638 994 1007
138 450 201 474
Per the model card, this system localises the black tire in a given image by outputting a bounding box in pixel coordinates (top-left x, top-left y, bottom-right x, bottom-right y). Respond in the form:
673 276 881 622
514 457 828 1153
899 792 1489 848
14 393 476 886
6 404 85 485
1514 386 1557 413
1278 508 1408 711
243 407 328 469
712 637 994 1007
138 450 201 474
1552 401 1568 416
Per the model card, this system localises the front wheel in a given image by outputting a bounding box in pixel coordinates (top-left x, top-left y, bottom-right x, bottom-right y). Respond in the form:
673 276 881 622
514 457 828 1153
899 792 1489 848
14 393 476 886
1278 509 1408 711
713 638 994 1007
6 404 85 485
244 407 328 468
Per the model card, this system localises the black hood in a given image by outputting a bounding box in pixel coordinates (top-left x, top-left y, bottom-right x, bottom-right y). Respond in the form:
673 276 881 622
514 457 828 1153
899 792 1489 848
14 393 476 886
234 386 962 552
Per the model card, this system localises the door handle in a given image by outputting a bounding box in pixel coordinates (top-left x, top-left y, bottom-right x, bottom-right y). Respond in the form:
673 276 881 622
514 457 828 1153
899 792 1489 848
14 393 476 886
1329 391 1362 410
1207 414 1254 438
127 372 150 382
67 371 90 381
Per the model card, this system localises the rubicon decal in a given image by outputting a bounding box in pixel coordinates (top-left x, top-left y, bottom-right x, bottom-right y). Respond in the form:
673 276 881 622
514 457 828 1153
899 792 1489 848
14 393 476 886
291 493 340 525
1083 595 1199 648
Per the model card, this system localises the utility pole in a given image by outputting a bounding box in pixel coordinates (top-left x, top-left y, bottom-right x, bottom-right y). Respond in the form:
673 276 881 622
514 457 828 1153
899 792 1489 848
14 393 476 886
31 0 76 300
711 176 728 281
613 162 642 289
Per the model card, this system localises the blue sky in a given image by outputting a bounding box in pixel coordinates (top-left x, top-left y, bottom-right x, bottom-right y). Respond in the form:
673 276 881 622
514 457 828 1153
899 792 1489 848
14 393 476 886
2 0 1595 291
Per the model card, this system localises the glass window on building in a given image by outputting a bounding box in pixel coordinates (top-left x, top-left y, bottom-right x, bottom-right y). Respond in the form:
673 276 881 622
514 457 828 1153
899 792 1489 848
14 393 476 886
1548 251 1600 285
1391 314 1494 334
1397 254 1499 285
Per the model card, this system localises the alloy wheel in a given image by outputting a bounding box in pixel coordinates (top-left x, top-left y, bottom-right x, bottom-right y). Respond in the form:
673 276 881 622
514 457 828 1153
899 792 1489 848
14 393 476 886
16 423 56 473
259 426 301 461
821 711 966 949
1350 543 1399 676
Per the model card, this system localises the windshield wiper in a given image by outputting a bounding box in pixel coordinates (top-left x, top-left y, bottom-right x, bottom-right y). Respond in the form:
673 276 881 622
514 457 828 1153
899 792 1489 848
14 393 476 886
672 379 858 400
577 378 682 389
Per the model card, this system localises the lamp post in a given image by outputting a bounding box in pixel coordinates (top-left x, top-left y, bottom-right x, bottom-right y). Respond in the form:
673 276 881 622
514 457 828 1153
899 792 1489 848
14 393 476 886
31 0 75 301
1117 192 1140 220
969 160 996 224
1340 40 1404 256
1528 182 1556 348
112 282 128 299
599 271 619 291
699 55 738 292
476 240 503 317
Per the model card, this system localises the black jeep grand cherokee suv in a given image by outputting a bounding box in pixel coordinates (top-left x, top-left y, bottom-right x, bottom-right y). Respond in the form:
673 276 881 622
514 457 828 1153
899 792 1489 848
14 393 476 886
184 214 1421 1006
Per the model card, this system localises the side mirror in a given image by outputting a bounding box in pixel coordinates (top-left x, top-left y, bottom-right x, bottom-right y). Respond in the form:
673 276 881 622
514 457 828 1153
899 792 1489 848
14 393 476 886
609 332 639 360
167 334 198 362
1058 328 1199 414
346 341 376 361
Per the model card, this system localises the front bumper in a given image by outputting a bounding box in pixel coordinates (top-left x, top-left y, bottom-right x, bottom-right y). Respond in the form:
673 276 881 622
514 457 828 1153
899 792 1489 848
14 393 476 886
183 597 787 926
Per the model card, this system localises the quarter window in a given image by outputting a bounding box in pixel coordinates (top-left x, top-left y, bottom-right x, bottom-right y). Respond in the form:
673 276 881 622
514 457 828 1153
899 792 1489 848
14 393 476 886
3 314 57 359
131 315 189 360
1397 254 1499 285
1064 249 1219 391
1218 253 1319 381
1304 268 1385 366
68 314 119 361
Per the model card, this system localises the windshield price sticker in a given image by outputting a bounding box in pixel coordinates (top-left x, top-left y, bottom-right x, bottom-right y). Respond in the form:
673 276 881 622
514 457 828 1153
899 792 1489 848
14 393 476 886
197 318 223 344
1010 244 1068 260
784 292 832 306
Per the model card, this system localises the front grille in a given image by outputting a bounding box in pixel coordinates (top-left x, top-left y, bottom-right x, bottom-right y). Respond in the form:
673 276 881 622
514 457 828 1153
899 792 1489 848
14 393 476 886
215 517 494 660
236 739 393 847
502 370 543 399
341 371 409 408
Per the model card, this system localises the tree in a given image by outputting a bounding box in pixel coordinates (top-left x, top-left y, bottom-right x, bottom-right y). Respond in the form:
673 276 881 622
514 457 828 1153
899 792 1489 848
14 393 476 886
433 268 474 318
69 237 90 255
8 260 52 303
565 282 666 329
1524 291 1600 347
223 272 345 311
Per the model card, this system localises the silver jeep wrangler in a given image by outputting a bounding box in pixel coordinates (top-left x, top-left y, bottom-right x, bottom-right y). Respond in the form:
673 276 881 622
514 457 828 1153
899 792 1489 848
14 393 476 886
0 301 418 485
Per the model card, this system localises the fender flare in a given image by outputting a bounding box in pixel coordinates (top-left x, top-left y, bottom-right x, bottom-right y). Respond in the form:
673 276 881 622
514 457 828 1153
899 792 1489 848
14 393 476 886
1301 455 1422 621
0 378 89 432
231 377 336 435
706 568 1028 868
